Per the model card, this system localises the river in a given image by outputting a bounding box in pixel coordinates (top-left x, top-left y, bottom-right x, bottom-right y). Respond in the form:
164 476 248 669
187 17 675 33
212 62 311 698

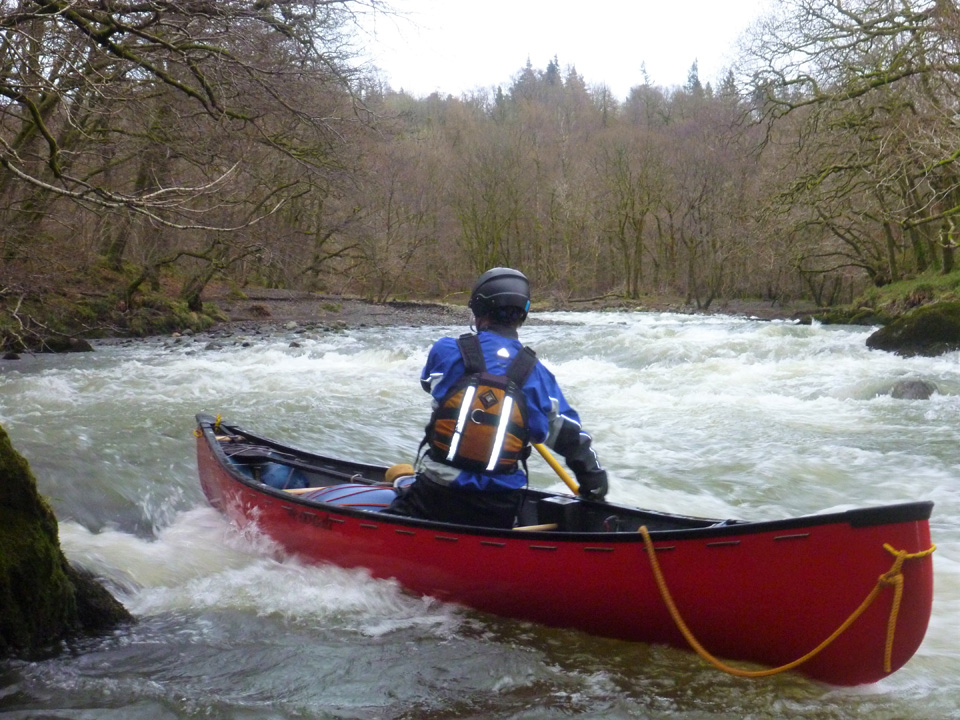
0 311 957 719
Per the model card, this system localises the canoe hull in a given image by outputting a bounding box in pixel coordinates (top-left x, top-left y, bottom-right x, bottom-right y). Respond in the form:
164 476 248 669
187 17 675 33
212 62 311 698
195 415 934 686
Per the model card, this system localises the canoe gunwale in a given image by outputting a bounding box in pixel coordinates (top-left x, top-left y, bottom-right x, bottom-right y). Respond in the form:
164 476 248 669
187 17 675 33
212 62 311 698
195 413 934 543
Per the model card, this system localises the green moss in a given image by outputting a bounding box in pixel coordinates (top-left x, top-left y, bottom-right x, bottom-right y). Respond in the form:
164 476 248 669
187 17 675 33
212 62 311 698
848 309 893 325
0 424 132 658
0 425 76 655
811 309 856 325
866 301 960 356
114 295 220 337
854 271 960 313
820 271 960 327
810 307 891 326
0 259 233 349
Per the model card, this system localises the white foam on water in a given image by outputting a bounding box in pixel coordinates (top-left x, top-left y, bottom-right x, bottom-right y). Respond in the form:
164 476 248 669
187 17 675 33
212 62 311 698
60 507 461 639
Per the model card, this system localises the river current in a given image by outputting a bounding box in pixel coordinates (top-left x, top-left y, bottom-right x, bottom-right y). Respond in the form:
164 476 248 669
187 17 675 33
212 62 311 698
0 311 957 719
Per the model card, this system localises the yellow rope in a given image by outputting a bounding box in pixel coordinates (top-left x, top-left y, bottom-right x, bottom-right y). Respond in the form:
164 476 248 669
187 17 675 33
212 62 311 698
193 414 224 438
878 543 936 671
638 525 935 678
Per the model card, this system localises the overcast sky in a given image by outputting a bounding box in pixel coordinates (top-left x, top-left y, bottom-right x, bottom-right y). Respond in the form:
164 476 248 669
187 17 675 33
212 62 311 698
359 1 770 100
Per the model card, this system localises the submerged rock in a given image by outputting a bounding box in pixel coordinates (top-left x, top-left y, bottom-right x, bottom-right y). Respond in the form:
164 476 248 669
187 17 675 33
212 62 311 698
0 423 132 658
866 301 960 357
890 379 938 400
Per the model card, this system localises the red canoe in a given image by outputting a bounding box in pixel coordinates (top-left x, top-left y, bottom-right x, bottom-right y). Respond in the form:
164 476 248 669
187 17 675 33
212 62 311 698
194 413 935 686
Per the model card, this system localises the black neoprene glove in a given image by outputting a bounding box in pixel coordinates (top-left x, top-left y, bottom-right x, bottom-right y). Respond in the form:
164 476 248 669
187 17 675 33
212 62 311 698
577 469 608 501
551 417 608 501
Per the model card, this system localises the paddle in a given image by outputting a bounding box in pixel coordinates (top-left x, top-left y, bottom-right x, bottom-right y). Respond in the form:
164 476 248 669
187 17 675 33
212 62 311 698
285 447 578 498
532 443 579 495
285 486 327 495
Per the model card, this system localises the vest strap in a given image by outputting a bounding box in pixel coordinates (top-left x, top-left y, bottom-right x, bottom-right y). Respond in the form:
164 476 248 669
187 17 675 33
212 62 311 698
455 333 538 386
456 333 486 374
506 345 537 387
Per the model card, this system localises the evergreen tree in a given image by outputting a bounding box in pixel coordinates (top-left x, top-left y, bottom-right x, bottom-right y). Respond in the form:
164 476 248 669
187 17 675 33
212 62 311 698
718 69 739 100
686 60 704 97
546 55 562 86
511 57 539 101
494 86 508 122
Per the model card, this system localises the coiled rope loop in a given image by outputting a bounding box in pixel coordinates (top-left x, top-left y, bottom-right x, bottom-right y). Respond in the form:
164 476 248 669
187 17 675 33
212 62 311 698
638 525 935 678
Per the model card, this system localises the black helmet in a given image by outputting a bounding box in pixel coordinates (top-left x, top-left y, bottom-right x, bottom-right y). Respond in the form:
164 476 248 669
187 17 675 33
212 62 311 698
468 267 531 319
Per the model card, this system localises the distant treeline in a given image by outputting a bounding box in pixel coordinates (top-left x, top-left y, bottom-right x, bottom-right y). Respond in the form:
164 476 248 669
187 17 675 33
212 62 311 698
1 0 957 316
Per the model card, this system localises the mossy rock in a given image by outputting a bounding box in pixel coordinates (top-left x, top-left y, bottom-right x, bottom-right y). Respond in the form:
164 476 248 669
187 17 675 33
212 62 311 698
809 309 855 325
866 301 960 357
810 307 892 326
0 424 133 658
0 432 74 655
118 297 221 337
0 334 95 354
37 336 95 353
848 309 893 326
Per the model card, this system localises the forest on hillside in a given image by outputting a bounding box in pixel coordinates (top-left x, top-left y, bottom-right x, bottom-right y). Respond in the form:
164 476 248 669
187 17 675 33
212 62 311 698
1 0 959 326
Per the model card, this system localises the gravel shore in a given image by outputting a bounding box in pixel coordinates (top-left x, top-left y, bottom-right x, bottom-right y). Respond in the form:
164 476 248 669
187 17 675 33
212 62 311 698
204 289 810 335
209 290 473 331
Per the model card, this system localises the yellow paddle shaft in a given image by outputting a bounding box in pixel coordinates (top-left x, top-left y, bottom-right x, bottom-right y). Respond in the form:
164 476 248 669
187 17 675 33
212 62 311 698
533 443 579 495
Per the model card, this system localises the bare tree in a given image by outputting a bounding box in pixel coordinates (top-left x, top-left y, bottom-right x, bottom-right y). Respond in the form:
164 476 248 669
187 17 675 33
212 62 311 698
0 0 381 304
742 0 960 287
593 131 663 299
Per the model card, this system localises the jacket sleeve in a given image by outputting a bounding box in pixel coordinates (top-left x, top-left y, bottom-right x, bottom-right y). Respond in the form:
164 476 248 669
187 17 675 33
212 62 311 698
420 337 458 396
532 370 608 500
547 413 602 473
548 413 608 500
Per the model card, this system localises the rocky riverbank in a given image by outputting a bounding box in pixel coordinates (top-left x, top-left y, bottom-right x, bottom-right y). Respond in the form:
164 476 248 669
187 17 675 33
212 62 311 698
200 290 960 358
201 289 812 334
5 284 960 357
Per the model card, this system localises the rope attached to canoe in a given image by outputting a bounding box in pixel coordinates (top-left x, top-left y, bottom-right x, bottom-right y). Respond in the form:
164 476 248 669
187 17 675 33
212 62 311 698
637 525 935 678
193 414 224 438
877 542 936 673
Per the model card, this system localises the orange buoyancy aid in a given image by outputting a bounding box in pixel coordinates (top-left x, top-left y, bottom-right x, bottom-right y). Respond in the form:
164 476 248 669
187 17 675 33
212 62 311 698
425 333 538 474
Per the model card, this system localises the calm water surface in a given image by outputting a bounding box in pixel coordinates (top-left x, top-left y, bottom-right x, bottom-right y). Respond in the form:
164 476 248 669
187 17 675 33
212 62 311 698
0 311 957 719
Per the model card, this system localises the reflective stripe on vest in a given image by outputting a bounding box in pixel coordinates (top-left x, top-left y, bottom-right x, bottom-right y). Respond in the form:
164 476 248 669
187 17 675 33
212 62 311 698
487 394 514 471
446 384 477 462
